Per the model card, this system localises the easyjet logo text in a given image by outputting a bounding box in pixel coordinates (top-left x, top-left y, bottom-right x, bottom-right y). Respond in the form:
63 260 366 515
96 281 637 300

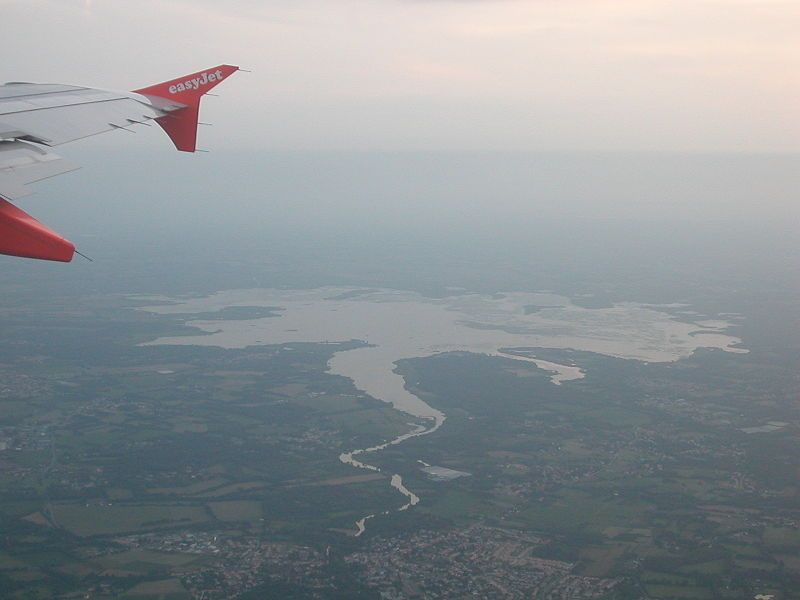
168 70 225 94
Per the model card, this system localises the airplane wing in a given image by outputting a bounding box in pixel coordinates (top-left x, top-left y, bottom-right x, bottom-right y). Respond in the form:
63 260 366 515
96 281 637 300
0 65 239 262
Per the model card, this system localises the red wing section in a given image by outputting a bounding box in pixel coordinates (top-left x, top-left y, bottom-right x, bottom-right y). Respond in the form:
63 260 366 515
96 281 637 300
134 65 239 152
0 198 75 262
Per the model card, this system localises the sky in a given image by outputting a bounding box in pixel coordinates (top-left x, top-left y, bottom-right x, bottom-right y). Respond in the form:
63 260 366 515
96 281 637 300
3 0 800 153
0 0 798 241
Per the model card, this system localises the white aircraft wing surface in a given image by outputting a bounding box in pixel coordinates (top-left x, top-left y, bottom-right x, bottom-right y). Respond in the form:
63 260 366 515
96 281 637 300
0 65 239 262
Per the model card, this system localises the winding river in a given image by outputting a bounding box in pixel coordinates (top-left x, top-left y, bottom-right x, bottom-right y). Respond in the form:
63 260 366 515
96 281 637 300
340 422 435 536
138 287 746 535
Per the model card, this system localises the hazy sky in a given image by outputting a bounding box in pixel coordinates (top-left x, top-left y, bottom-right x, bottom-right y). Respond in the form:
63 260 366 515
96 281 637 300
3 0 799 152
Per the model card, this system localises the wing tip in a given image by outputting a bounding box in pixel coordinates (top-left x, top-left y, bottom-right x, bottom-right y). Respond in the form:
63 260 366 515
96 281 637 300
134 65 240 153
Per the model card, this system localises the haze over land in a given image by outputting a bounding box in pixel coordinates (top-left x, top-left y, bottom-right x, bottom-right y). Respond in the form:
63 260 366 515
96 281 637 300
2 1 797 253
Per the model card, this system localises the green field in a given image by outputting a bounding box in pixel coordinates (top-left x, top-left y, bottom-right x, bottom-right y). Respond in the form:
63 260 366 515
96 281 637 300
123 578 190 599
0 284 798 598
208 500 263 523
51 504 210 536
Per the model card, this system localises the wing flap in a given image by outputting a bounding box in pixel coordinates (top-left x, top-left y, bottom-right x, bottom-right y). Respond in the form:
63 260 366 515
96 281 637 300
0 94 164 146
0 140 79 200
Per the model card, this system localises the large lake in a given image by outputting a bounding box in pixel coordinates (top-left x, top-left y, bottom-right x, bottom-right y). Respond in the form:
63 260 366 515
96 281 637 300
139 287 746 422
138 287 747 533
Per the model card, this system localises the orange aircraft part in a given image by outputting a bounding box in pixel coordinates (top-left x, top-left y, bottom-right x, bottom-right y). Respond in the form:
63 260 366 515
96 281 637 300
134 64 239 153
0 198 75 262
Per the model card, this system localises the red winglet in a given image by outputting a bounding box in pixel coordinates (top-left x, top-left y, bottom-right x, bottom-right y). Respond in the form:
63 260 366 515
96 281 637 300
0 198 75 262
134 65 240 153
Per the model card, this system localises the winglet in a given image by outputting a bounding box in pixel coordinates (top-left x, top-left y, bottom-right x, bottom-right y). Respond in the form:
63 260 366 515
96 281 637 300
133 65 239 153
0 198 75 262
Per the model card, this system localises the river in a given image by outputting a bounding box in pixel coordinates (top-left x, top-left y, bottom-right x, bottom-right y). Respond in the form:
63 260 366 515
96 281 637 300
138 287 746 535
